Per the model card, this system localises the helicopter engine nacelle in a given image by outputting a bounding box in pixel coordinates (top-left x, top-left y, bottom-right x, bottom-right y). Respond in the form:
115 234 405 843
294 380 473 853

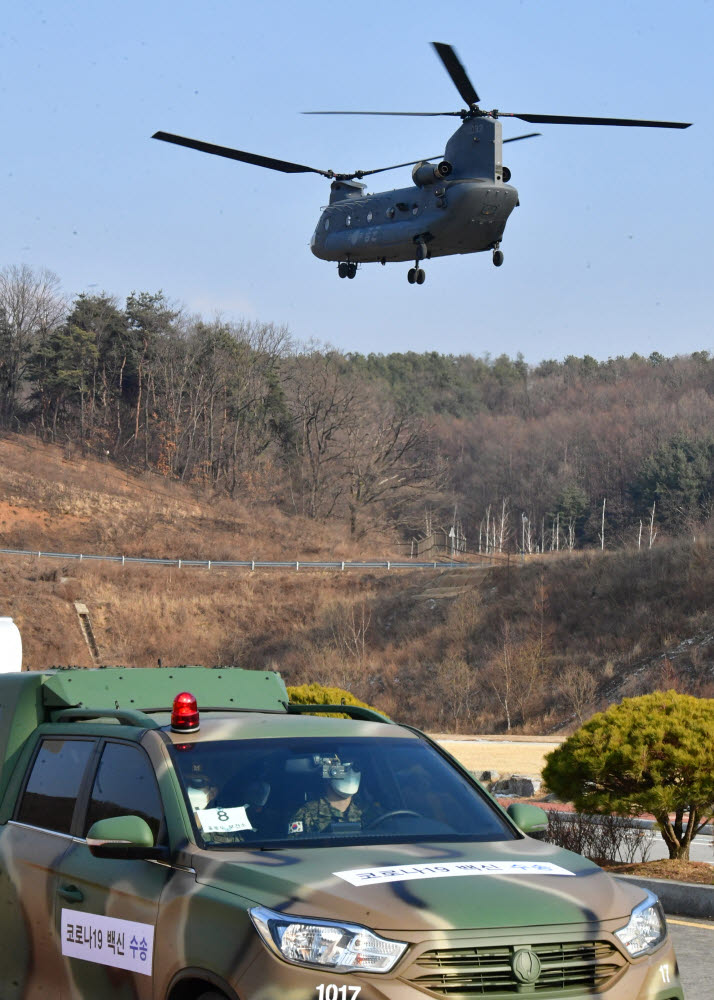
412 160 452 187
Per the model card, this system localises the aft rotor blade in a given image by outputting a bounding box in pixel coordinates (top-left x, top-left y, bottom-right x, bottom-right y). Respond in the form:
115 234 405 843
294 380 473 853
503 132 541 144
152 131 331 176
501 113 691 129
432 42 480 107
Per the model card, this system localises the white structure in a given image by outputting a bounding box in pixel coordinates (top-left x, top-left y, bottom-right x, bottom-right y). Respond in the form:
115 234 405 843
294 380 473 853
0 618 22 673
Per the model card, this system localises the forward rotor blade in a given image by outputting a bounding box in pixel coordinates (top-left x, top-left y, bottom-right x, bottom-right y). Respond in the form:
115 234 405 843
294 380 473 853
303 111 460 117
501 113 691 128
503 132 541 144
432 42 480 107
350 156 444 179
152 131 331 176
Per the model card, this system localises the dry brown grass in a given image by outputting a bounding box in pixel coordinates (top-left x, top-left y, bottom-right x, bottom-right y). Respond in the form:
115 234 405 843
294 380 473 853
3 433 714 733
435 738 561 776
605 860 714 884
0 433 393 562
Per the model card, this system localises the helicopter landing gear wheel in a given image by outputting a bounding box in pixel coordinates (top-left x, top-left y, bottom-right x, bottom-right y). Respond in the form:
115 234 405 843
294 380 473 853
408 263 426 285
492 249 504 267
346 262 357 279
338 262 348 279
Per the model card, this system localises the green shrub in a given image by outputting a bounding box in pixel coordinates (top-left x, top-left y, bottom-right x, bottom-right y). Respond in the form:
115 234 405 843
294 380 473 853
543 690 714 859
287 683 385 719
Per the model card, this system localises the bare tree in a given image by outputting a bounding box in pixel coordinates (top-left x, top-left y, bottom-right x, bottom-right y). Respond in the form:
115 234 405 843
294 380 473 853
0 265 65 425
284 351 357 519
649 502 657 548
487 580 552 730
486 622 516 731
558 664 597 723
427 656 479 733
327 600 372 663
343 390 438 536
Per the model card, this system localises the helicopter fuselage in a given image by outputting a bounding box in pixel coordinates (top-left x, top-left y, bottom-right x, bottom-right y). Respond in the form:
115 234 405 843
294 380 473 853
311 175 518 263
310 116 518 267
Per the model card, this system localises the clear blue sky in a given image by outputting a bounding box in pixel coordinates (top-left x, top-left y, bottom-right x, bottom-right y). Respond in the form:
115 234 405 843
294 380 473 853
1 0 711 363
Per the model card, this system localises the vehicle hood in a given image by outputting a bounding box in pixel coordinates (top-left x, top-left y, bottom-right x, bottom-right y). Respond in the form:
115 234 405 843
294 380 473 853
192 838 644 932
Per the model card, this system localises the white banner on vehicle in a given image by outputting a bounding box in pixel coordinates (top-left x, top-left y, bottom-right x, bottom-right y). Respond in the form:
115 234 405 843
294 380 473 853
61 909 154 975
334 860 575 886
196 805 253 833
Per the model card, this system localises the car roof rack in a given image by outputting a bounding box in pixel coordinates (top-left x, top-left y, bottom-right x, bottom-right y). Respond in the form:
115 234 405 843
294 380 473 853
51 707 162 728
51 703 392 726
285 702 393 724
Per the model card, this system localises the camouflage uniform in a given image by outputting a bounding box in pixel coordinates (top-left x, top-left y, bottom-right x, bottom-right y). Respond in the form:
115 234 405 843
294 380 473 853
289 796 363 834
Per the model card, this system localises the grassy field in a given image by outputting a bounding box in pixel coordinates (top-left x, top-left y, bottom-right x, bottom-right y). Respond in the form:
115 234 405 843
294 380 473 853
434 736 560 776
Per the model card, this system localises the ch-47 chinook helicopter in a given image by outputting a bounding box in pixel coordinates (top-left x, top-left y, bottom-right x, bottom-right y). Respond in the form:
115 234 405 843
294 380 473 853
153 42 690 285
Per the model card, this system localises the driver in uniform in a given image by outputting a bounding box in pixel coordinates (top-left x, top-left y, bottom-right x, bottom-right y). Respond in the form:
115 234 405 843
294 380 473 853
288 759 364 835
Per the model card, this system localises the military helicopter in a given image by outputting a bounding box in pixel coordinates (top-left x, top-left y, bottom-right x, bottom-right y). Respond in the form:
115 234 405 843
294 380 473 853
153 42 690 285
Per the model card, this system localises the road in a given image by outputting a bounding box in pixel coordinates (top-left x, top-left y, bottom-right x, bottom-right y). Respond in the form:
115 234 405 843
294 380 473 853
646 829 712 863
668 915 714 995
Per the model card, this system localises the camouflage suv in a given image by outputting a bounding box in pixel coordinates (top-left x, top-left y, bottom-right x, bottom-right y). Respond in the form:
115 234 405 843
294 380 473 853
0 667 684 999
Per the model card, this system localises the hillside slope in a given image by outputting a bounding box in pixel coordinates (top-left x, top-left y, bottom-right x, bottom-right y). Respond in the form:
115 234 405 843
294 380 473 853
1 433 712 731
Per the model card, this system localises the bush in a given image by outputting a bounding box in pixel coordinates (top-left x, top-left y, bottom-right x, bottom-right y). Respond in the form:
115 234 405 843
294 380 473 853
543 810 651 865
287 683 386 719
543 690 714 859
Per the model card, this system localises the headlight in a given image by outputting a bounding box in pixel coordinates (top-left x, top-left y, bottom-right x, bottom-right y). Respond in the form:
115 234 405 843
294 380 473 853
250 905 407 973
615 891 667 957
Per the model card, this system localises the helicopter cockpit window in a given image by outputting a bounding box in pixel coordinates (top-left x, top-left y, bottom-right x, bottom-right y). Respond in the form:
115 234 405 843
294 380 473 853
324 219 330 231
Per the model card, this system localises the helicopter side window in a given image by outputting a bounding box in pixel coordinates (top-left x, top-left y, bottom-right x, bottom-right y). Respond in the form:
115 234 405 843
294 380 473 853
386 207 395 219
345 214 351 227
367 210 373 223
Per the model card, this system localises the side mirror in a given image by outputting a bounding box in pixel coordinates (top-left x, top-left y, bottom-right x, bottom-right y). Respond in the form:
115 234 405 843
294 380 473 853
86 815 168 860
507 803 549 838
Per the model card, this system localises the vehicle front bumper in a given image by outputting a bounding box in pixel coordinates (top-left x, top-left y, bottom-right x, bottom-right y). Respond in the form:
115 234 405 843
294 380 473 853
233 929 684 1000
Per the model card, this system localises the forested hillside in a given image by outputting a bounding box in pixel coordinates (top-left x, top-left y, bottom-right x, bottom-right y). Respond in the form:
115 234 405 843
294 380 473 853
1 434 712 734
2 263 714 553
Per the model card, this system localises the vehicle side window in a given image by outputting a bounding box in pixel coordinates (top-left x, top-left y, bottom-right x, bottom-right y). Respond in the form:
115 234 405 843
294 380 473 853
83 742 164 842
15 738 96 835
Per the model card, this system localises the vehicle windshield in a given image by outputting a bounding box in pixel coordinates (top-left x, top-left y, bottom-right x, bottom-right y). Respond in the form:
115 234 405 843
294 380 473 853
169 736 515 848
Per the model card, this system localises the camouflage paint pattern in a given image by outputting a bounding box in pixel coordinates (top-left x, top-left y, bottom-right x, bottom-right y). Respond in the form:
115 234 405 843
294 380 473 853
289 796 364 834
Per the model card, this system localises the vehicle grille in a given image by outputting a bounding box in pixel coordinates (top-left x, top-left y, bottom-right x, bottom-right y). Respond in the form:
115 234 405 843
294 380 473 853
408 940 625 995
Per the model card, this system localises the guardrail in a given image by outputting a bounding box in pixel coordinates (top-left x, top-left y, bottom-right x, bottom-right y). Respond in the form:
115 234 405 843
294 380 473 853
0 547 492 572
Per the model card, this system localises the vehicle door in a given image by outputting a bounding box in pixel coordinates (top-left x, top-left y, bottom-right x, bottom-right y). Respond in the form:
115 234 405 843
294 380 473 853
0 736 97 1000
56 739 171 1000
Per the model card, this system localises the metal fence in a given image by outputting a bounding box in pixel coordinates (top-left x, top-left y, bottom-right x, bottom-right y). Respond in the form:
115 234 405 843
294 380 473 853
0 546 494 572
